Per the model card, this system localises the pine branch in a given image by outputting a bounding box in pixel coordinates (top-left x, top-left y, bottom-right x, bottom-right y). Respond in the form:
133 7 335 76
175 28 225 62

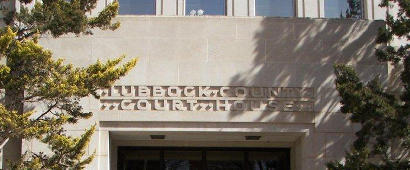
35 102 58 121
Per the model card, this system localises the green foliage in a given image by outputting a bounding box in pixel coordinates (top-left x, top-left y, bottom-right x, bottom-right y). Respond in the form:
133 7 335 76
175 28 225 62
0 0 137 169
4 0 120 38
10 126 96 169
328 0 410 169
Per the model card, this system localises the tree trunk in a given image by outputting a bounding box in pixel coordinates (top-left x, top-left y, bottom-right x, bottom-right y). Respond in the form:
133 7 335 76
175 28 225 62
3 83 24 169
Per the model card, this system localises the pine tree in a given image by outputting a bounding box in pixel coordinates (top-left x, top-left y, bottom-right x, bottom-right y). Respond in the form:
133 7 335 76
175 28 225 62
0 0 137 169
327 0 409 169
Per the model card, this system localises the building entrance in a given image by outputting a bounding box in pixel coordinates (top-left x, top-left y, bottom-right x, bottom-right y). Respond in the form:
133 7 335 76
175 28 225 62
117 147 290 170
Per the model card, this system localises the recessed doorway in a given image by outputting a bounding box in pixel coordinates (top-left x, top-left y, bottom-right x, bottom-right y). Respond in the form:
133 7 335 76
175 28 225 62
117 147 290 170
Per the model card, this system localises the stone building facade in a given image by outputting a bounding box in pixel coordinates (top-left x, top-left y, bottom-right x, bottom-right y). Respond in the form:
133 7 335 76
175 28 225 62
0 0 397 169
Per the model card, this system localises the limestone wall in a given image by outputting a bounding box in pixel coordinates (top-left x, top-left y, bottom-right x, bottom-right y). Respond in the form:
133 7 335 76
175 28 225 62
20 16 386 170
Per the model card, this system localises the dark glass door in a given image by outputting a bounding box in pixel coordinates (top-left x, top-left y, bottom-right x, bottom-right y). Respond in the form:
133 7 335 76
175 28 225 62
164 150 203 170
118 147 290 170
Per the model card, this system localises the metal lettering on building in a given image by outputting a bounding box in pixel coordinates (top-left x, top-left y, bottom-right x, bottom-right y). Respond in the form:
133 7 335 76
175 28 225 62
99 86 315 112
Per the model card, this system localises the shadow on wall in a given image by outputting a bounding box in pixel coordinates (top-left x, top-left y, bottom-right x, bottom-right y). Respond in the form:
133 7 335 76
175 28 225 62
227 18 386 123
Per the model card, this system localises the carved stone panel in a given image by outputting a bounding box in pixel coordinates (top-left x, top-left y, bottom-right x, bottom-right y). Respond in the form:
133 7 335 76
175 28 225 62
99 86 315 112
